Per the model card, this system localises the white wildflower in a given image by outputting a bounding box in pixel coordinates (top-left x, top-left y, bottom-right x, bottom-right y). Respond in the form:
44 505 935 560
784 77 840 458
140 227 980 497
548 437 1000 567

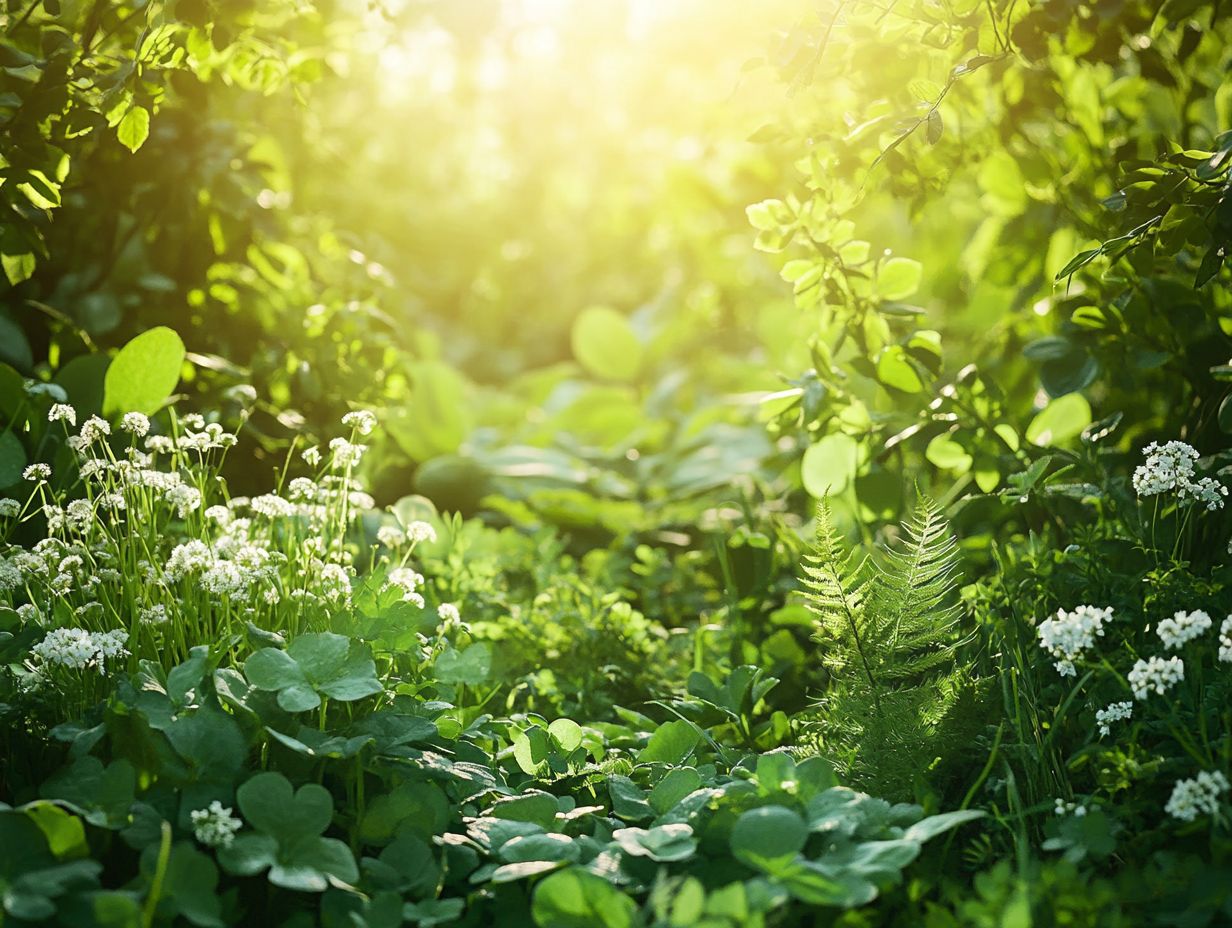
438 603 460 625
1165 770 1229 822
79 416 111 446
1054 799 1087 817
377 525 406 548
407 521 437 544
287 478 319 502
48 404 77 426
1037 605 1113 677
1128 655 1185 700
250 494 296 518
120 412 150 437
328 438 367 469
1095 701 1133 737
166 540 212 580
1133 441 1199 497
23 463 51 482
1220 616 1232 664
342 410 377 436
0 498 19 518
1156 609 1213 650
0 558 21 593
301 446 322 467
191 801 243 848
145 435 175 454
164 484 203 518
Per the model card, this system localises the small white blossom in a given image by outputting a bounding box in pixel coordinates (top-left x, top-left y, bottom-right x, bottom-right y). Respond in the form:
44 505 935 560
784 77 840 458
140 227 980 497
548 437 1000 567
1054 799 1087 817
438 603 460 625
342 410 377 436
0 498 19 518
23 463 51 482
1095 701 1133 737
1219 616 1232 664
1037 605 1113 677
1165 770 1229 822
328 438 367 469
407 521 437 544
164 484 203 518
79 416 111 446
1133 441 1199 497
250 494 296 518
120 412 151 437
191 801 243 848
31 627 128 673
0 558 21 593
145 435 175 454
139 605 169 625
1133 441 1226 510
1128 655 1185 700
1156 609 1213 650
287 478 319 503
302 446 322 467
1179 476 1228 511
377 525 406 548
47 404 76 426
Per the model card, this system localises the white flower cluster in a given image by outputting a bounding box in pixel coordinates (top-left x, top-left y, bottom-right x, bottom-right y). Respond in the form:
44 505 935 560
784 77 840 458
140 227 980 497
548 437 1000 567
1037 604 1113 676
0 498 19 518
48 404 77 426
385 567 425 607
407 521 436 544
1156 609 1212 650
31 627 129 673
1220 616 1232 664
377 525 406 548
342 409 377 436
190 801 243 848
1132 441 1226 510
120 412 150 437
1095 701 1133 737
1054 799 1087 817
1128 655 1185 700
1165 770 1229 822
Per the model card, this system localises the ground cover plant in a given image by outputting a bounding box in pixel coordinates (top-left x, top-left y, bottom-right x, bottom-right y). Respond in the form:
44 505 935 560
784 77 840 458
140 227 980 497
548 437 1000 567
3 0 1232 925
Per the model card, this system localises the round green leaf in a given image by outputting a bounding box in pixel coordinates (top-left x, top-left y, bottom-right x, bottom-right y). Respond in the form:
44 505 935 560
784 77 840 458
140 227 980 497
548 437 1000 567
1026 393 1092 447
102 326 186 416
570 306 642 382
877 346 924 393
531 867 639 928
876 257 922 300
730 805 808 873
801 432 860 497
548 719 583 753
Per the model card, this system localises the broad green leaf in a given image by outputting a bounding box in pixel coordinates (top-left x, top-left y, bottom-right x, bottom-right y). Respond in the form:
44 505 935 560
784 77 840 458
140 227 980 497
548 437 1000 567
531 867 641 928
117 105 150 153
1026 394 1092 447
102 326 185 416
876 257 922 300
637 720 699 765
730 805 807 873
570 306 642 382
0 431 26 487
801 432 860 496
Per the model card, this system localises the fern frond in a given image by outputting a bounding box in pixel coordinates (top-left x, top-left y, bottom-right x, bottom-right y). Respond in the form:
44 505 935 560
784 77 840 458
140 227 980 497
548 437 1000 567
868 495 962 685
799 492 980 799
802 499 876 685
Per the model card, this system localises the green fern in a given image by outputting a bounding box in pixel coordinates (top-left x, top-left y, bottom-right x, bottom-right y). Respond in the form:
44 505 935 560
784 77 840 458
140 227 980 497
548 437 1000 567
801 495 982 797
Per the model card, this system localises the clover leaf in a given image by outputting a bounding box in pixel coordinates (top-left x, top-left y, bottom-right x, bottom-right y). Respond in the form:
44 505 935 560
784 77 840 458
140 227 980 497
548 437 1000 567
217 772 358 892
244 632 383 713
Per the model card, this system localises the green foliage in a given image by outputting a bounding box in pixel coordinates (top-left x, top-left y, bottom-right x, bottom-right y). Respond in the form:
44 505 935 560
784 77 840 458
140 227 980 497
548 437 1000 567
803 496 981 796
